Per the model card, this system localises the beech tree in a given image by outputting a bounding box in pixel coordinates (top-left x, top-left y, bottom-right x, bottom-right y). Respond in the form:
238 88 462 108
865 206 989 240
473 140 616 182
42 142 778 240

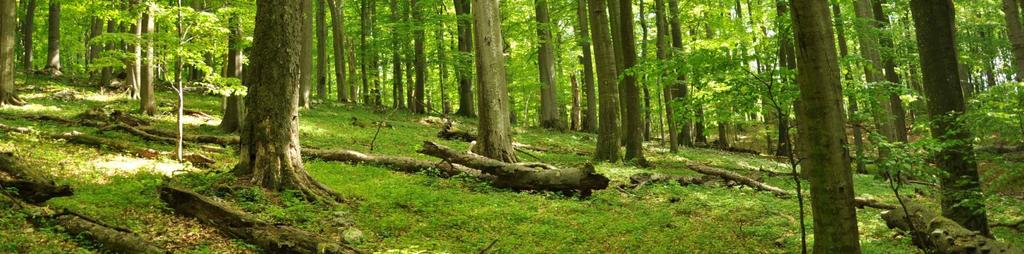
21 0 35 71
453 0 474 117
1 0 22 105
44 0 61 76
327 0 348 103
590 0 619 162
472 0 517 163
617 0 645 162
536 0 561 130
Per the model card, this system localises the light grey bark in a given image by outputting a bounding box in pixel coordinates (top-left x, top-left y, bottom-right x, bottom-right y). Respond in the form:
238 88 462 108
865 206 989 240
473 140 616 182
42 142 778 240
472 0 517 163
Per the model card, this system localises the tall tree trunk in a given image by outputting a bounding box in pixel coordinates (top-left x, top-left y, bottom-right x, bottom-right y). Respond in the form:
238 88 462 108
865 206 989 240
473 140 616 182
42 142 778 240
221 13 244 133
327 0 348 102
413 0 427 113
472 0 517 163
775 2 795 157
638 0 652 141
570 74 581 130
833 1 867 174
873 0 909 143
316 0 328 100
536 0 561 129
669 0 690 147
454 0 474 117
656 0 676 152
20 0 35 72
100 20 115 86
140 10 156 116
390 0 404 109
1004 0 1024 81
576 0 596 132
1 0 23 105
235 0 340 203
86 18 102 81
43 0 60 76
909 0 991 236
360 0 371 104
717 123 730 149
854 0 896 153
617 0 645 163
126 21 141 99
299 0 314 108
790 0 863 252
589 0 620 162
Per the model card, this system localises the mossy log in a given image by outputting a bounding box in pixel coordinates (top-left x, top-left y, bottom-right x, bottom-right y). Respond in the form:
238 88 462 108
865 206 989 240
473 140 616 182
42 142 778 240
881 201 1020 253
418 141 609 195
303 148 493 180
158 186 360 254
0 153 73 204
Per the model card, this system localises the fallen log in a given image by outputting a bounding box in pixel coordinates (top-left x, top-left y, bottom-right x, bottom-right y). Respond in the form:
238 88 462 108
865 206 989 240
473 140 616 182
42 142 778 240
418 141 609 195
135 126 240 146
302 148 493 180
686 164 790 196
158 186 359 254
881 201 1020 253
992 220 1023 232
624 172 709 189
0 153 73 204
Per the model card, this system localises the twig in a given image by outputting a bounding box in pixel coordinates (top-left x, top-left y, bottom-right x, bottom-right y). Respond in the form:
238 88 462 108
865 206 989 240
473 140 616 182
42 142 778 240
369 109 397 151
478 239 498 254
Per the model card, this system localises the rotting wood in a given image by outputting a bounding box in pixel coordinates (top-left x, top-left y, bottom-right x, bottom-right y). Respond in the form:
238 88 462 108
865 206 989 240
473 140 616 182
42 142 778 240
158 185 360 254
881 201 1020 253
0 153 72 204
302 148 494 180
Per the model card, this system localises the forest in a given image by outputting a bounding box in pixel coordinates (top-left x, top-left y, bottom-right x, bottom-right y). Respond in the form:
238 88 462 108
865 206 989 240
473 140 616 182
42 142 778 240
0 0 1022 253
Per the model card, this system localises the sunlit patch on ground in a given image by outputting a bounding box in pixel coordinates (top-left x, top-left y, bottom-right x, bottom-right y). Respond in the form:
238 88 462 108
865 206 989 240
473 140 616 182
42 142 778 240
79 91 129 103
89 155 188 179
0 103 63 115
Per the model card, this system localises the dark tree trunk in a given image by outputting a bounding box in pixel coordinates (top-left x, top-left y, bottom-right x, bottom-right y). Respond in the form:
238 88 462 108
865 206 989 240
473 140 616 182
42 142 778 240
327 0 348 102
909 0 991 236
617 0 646 163
791 0 863 252
454 0 475 117
0 0 21 105
20 0 34 72
577 0 596 132
589 0 620 162
669 0 690 147
390 0 404 109
221 13 244 133
234 0 341 203
1004 0 1024 81
413 0 427 113
140 10 156 115
86 18 102 81
100 20 114 87
694 106 707 144
360 0 371 104
472 0 517 163
775 2 795 157
316 0 327 99
43 0 60 76
536 0 561 129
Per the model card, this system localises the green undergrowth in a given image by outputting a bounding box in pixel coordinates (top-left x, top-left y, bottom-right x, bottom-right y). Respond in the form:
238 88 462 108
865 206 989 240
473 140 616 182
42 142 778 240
1 75 1020 253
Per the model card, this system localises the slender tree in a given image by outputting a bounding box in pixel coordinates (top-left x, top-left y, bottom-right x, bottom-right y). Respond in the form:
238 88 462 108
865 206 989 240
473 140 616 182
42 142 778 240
854 0 897 151
21 0 35 71
909 0 991 235
43 0 60 76
1004 0 1024 80
790 0 862 252
140 9 156 115
234 0 341 202
472 0 517 163
221 12 244 133
618 0 645 162
576 0 596 132
669 0 690 147
536 0 561 129
327 0 348 102
300 0 314 108
0 0 22 106
390 0 405 109
413 0 427 113
656 0 676 152
833 1 867 174
317 0 328 99
454 0 474 117
590 0 620 162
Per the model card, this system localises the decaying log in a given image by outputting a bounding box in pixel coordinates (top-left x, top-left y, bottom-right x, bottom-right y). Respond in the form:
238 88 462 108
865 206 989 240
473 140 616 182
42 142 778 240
135 126 240 146
0 153 73 204
992 220 1023 232
302 148 493 180
418 141 610 195
881 201 1020 253
625 172 709 189
686 164 790 196
56 131 214 167
158 186 360 254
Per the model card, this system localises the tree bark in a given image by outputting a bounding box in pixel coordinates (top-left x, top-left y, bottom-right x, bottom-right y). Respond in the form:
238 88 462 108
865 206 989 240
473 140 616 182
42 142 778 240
0 153 72 204
413 0 427 113
299 0 314 108
327 0 348 102
589 0 620 162
316 0 328 100
472 0 517 163
536 0 561 129
1004 0 1024 81
360 0 371 104
775 2 795 157
576 0 596 132
790 0 863 252
668 0 690 147
617 0 645 163
854 0 897 152
909 0 992 236
20 0 34 72
234 0 342 203
0 0 21 106
221 13 244 133
419 141 609 195
126 20 141 100
454 0 475 117
140 10 156 116
43 0 60 76
390 0 404 109
570 74 581 130
873 0 909 143
833 2 867 174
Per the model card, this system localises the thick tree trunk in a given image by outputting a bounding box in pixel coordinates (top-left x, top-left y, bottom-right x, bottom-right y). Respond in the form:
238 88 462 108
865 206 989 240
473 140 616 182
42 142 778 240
420 141 609 195
909 0 992 236
140 10 156 116
1004 0 1024 81
617 0 646 163
234 0 342 203
43 0 60 76
454 0 474 117
20 0 34 72
327 0 348 102
472 0 517 162
790 0 863 252
413 0 427 113
717 123 730 149
316 0 328 99
588 0 620 162
299 0 314 108
221 14 244 133
0 0 21 106
536 0 561 129
159 186 358 254
576 0 596 132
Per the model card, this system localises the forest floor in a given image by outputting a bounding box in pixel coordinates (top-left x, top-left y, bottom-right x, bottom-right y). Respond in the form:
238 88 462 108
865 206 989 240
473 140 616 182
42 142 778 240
0 76 1022 253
